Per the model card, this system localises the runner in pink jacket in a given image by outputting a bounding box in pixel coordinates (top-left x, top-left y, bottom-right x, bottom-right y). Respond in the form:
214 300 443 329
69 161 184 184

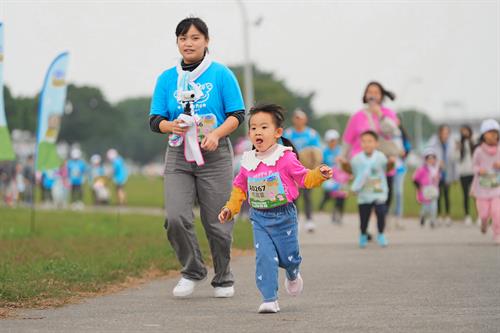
340 81 401 215
413 148 441 228
470 119 500 243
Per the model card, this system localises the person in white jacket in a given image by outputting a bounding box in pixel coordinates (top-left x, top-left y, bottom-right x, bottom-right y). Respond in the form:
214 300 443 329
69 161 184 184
427 125 458 226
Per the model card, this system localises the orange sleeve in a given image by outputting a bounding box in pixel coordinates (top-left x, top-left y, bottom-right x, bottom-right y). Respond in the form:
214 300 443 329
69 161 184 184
224 186 247 218
303 166 329 189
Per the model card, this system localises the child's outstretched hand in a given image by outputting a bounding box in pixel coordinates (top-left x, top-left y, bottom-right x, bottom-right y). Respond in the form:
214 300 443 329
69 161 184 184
218 207 232 224
319 165 333 179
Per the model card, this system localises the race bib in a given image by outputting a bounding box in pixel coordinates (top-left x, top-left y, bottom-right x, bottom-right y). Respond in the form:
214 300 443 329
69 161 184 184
363 177 383 193
479 173 500 188
248 173 288 209
196 113 217 142
422 185 439 200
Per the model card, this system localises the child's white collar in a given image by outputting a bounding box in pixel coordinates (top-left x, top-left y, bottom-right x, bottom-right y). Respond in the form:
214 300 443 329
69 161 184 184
241 144 292 171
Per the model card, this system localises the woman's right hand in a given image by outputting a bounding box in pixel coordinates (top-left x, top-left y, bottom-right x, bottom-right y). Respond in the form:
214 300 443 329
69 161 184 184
170 119 189 135
161 119 188 135
218 207 232 224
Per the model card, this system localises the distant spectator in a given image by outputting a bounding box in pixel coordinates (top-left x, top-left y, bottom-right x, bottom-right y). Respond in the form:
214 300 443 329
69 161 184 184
107 149 128 205
454 125 476 225
67 148 87 209
428 124 458 226
283 108 322 232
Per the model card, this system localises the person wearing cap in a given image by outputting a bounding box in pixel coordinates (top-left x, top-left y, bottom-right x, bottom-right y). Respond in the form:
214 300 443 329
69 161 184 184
470 119 500 244
413 148 441 228
67 148 87 209
106 149 128 205
89 154 105 183
319 129 348 224
283 108 321 232
89 154 107 205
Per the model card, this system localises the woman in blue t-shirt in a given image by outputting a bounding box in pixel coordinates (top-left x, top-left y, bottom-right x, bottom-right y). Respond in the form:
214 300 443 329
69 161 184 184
149 17 245 299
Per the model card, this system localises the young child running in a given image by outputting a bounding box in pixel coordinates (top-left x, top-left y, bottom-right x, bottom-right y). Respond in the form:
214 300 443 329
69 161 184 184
471 119 500 244
413 148 441 228
319 129 350 224
218 104 332 313
345 130 394 248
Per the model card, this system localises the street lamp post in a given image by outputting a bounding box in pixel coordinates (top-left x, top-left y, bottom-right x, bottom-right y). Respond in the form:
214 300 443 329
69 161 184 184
237 0 254 111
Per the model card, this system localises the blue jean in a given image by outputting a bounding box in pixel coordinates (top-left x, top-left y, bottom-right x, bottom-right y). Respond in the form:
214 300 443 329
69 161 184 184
392 169 406 217
249 203 301 302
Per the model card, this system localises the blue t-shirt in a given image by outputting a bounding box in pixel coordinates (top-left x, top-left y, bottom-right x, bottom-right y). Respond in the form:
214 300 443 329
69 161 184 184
112 157 128 185
149 61 244 128
67 159 87 186
350 150 388 204
283 127 321 152
42 170 55 189
322 146 341 167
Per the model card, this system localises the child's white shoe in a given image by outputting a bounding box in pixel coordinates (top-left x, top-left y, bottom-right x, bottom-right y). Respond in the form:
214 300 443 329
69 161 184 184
284 273 303 296
493 235 500 245
304 220 316 233
258 301 280 313
464 215 472 226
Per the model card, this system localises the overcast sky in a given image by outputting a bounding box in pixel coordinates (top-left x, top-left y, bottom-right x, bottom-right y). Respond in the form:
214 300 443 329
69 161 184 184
1 0 498 120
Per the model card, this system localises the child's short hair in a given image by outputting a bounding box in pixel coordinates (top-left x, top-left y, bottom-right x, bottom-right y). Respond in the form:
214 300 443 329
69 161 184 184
248 103 298 155
248 103 285 128
360 130 379 141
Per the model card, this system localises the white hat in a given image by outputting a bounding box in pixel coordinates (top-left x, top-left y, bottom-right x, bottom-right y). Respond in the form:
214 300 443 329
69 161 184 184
90 154 101 165
70 149 82 159
422 147 437 158
324 129 340 142
480 119 500 136
106 149 118 161
293 108 307 119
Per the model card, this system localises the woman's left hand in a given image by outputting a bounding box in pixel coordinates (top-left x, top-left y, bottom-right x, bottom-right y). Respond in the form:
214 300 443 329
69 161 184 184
201 132 220 151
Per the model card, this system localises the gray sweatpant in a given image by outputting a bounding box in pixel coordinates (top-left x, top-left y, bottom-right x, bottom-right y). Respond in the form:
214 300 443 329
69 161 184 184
163 137 235 287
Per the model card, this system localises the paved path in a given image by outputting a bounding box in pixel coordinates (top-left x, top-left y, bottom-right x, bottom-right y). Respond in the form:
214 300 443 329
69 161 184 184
2 213 499 332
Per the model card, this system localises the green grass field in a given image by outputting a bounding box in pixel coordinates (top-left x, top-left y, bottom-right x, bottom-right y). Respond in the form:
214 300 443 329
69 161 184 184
0 208 253 309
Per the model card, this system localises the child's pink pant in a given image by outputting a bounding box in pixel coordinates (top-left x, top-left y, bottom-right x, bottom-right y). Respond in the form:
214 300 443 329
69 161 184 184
476 197 500 237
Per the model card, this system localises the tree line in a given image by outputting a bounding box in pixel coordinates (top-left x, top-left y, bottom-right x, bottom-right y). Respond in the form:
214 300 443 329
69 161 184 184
4 65 436 164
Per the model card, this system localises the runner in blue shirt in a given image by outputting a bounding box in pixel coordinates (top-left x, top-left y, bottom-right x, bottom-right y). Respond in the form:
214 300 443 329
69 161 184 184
106 149 128 205
283 109 322 232
67 149 87 206
149 17 244 299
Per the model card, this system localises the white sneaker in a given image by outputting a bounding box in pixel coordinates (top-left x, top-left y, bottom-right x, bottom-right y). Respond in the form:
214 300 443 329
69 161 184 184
172 277 199 297
258 301 280 313
445 216 452 227
284 273 303 296
305 220 315 233
494 235 500 245
214 286 235 298
464 215 472 226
